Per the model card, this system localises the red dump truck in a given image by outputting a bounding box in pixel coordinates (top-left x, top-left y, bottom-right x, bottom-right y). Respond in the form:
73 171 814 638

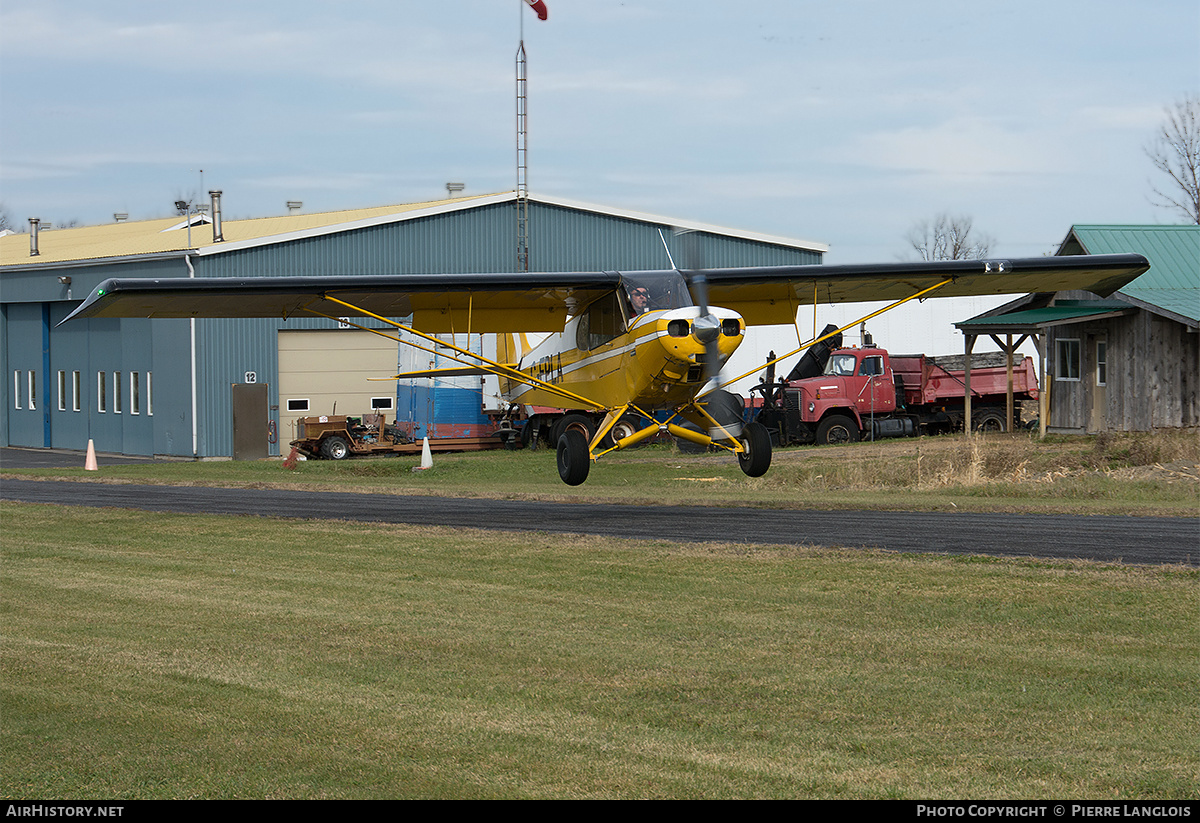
754 343 1039 446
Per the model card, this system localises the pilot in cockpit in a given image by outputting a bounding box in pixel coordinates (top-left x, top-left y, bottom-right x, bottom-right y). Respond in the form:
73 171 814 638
629 286 652 314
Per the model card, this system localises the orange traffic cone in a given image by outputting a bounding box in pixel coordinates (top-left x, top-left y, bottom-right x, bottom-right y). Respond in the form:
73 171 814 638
84 439 99 471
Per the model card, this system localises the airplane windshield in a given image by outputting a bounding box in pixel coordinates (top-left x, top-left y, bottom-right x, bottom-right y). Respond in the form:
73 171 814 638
621 271 691 316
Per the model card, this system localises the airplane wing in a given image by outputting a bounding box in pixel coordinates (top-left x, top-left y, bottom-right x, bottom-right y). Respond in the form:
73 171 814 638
693 253 1150 326
63 254 1149 331
62 272 623 333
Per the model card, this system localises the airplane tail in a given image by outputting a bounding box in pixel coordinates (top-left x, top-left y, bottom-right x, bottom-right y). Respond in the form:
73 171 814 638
496 333 531 398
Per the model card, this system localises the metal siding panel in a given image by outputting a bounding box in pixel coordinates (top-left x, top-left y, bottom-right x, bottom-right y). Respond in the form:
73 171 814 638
146 318 194 457
4 303 44 447
0 303 7 446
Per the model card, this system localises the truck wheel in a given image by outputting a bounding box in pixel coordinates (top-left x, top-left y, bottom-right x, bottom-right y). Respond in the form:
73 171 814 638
737 421 772 478
556 429 591 486
973 411 1006 433
816 415 860 445
552 413 595 446
602 414 643 449
321 435 351 460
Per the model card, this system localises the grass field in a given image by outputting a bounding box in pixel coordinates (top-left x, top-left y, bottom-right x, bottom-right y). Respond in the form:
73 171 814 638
2 503 1196 799
2 431 1197 798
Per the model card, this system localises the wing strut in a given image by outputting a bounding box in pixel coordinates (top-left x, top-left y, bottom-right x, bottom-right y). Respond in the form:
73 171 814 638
710 276 957 394
314 294 608 412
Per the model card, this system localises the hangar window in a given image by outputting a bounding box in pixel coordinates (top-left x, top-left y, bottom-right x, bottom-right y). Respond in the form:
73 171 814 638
97 372 107 412
130 372 140 415
146 372 153 416
371 396 394 411
287 398 310 412
113 371 122 414
13 371 20 409
1055 339 1081 382
73 371 81 412
27 371 36 411
58 371 66 411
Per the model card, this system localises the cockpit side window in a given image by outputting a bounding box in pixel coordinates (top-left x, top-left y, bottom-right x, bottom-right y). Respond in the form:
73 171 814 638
578 291 623 351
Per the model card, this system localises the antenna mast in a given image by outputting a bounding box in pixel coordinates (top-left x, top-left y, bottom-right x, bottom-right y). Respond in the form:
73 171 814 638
515 38 530 272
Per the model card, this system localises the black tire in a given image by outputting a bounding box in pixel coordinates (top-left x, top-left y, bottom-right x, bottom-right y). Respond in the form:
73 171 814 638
552 413 595 447
973 411 1006 433
816 414 860 445
673 430 709 454
702 390 746 442
321 435 351 460
737 421 772 478
556 429 591 486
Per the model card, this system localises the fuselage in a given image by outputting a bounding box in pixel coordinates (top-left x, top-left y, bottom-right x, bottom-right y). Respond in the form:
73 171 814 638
508 303 745 411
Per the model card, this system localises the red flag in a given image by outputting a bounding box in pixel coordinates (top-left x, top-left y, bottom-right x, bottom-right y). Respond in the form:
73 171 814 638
524 0 548 21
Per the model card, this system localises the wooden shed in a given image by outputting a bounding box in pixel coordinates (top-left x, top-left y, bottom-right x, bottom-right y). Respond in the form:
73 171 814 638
956 225 1198 434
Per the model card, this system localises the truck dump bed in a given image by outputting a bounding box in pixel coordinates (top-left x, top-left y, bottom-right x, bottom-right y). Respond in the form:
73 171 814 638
890 354 1038 406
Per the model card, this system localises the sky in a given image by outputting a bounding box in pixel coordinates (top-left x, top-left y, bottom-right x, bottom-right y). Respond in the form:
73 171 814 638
1 0 1196 363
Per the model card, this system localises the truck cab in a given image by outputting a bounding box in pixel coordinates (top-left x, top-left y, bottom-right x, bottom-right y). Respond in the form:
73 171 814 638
755 345 915 446
794 348 905 443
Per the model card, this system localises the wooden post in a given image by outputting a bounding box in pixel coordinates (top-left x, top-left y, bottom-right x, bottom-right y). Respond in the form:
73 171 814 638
1006 333 1014 433
1037 331 1047 439
963 333 976 437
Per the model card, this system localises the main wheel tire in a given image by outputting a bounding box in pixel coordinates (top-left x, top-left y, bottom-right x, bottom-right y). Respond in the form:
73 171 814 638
816 414 860 445
556 429 591 486
552 413 595 447
321 435 351 460
973 411 1006 433
737 421 772 478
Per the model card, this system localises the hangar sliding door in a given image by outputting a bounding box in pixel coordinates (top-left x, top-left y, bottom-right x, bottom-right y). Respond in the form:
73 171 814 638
277 330 399 445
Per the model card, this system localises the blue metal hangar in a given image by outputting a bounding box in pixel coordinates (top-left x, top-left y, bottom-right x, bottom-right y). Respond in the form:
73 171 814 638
0 192 826 458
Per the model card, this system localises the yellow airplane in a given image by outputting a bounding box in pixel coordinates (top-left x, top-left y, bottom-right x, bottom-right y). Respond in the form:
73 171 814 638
64 253 1148 484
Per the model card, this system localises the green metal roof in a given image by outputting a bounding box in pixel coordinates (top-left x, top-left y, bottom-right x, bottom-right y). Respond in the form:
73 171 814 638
956 301 1133 333
1058 225 1198 323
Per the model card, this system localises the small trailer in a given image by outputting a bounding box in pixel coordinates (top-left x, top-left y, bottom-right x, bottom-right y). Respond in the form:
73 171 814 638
291 413 506 459
290 414 414 459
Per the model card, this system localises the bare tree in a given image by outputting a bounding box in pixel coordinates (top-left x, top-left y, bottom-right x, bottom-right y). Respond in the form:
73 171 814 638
906 213 994 260
0 203 13 233
1146 94 1200 224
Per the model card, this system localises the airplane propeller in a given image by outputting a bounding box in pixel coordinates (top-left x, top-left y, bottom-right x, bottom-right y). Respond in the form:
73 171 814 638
676 229 722 385
675 228 742 440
